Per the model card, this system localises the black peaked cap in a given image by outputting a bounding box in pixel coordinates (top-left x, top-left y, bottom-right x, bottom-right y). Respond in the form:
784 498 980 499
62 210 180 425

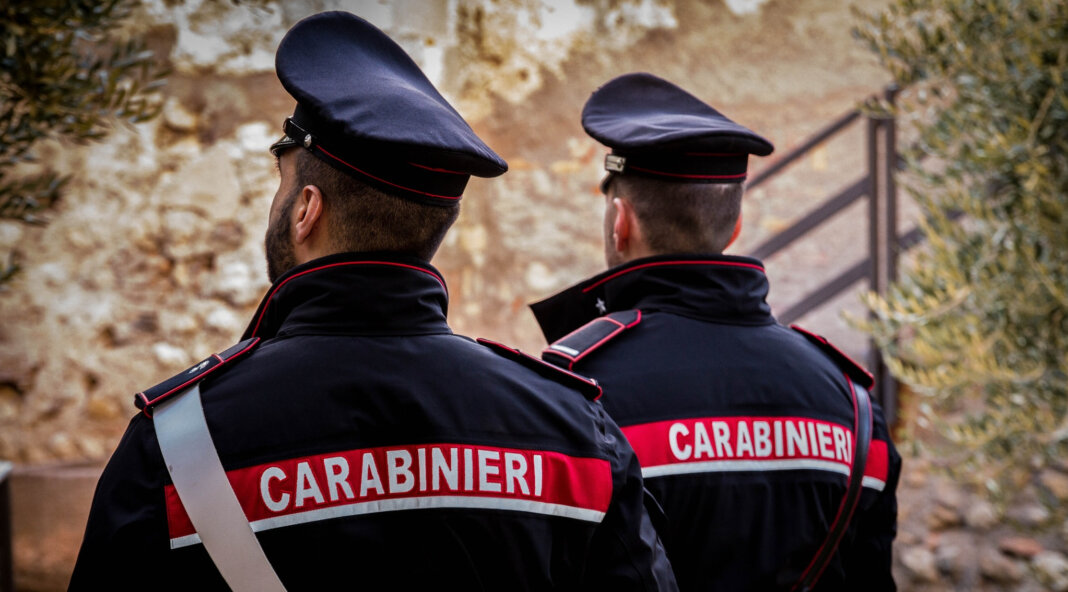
273 11 507 204
582 72 773 186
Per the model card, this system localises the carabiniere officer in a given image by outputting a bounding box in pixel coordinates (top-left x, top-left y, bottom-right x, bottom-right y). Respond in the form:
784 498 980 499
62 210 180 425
70 14 676 591
531 72 901 591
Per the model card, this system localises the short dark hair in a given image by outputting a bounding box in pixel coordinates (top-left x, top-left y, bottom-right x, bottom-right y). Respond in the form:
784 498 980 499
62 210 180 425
609 174 743 254
293 149 460 261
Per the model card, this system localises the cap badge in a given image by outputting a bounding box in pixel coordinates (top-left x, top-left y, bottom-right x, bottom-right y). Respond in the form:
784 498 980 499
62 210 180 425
605 154 626 173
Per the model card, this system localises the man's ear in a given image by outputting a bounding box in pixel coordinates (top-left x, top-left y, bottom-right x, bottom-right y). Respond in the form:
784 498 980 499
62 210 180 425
612 197 638 254
293 184 324 245
725 212 743 251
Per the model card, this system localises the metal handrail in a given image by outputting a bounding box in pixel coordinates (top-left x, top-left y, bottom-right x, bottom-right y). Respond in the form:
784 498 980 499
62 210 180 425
750 177 869 260
748 110 861 190
743 87 902 425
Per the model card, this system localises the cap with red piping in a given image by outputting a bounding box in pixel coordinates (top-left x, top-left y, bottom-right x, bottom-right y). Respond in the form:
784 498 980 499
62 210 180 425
581 72 773 190
270 11 507 205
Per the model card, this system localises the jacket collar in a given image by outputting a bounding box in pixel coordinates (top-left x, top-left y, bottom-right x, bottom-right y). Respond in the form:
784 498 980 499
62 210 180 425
241 252 451 340
530 253 774 343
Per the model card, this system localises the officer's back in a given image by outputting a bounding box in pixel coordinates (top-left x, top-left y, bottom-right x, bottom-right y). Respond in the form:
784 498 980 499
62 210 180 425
70 15 675 591
531 73 900 591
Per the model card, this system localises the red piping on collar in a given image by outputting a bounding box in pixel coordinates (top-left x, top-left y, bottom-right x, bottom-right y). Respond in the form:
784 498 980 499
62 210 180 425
581 260 765 294
248 261 446 338
316 146 462 200
626 165 748 181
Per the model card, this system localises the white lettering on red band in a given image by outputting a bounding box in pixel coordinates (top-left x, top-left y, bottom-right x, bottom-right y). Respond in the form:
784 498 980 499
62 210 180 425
261 466 287 512
669 423 690 459
621 416 890 492
165 443 612 549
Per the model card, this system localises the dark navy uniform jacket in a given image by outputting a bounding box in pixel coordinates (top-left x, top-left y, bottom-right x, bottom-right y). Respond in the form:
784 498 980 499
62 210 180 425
531 254 900 591
71 252 676 591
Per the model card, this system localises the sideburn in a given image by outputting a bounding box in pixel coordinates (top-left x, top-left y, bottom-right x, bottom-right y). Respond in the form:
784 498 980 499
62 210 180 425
265 191 299 283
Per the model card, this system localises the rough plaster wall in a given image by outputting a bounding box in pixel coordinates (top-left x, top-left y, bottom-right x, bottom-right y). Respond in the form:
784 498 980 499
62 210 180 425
0 0 895 465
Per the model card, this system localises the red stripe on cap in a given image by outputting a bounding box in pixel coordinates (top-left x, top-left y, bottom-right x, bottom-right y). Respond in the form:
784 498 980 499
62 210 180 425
581 260 764 293
249 261 446 338
627 165 748 180
316 146 463 200
409 162 466 175
684 152 744 157
165 442 613 543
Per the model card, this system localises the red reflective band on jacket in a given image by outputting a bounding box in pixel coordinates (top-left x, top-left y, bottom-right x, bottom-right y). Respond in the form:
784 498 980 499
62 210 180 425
164 443 613 549
621 416 889 490
863 439 889 490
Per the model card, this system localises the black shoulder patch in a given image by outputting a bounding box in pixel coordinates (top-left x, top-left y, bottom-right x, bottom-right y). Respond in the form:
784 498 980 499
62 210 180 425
790 325 875 390
541 310 642 370
134 337 260 417
477 338 603 401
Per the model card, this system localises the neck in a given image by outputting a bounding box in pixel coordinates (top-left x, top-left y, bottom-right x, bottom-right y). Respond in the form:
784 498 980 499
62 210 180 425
294 236 335 266
617 247 723 267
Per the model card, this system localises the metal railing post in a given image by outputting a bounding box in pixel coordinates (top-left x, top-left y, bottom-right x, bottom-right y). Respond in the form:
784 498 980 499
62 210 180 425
865 91 900 424
746 84 902 425
884 86 900 285
880 87 900 425
867 117 881 297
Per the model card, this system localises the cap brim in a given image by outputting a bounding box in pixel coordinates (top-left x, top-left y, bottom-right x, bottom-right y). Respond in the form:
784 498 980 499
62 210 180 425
269 135 299 157
276 11 507 177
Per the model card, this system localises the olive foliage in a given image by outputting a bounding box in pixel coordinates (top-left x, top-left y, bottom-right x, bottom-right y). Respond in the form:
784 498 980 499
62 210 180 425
0 0 166 281
855 0 1067 489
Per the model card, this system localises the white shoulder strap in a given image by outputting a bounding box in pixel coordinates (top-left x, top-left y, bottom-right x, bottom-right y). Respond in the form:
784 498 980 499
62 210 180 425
154 384 287 591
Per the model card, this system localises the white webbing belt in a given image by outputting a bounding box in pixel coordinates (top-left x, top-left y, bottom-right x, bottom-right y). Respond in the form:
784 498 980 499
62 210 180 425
154 385 287 591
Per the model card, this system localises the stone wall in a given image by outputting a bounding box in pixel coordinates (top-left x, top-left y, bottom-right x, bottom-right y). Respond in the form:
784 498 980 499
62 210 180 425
5 1 1066 590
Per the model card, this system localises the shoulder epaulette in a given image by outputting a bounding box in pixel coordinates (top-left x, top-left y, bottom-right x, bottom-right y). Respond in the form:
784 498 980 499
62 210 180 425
134 337 261 417
476 338 603 401
541 310 642 371
790 325 875 390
